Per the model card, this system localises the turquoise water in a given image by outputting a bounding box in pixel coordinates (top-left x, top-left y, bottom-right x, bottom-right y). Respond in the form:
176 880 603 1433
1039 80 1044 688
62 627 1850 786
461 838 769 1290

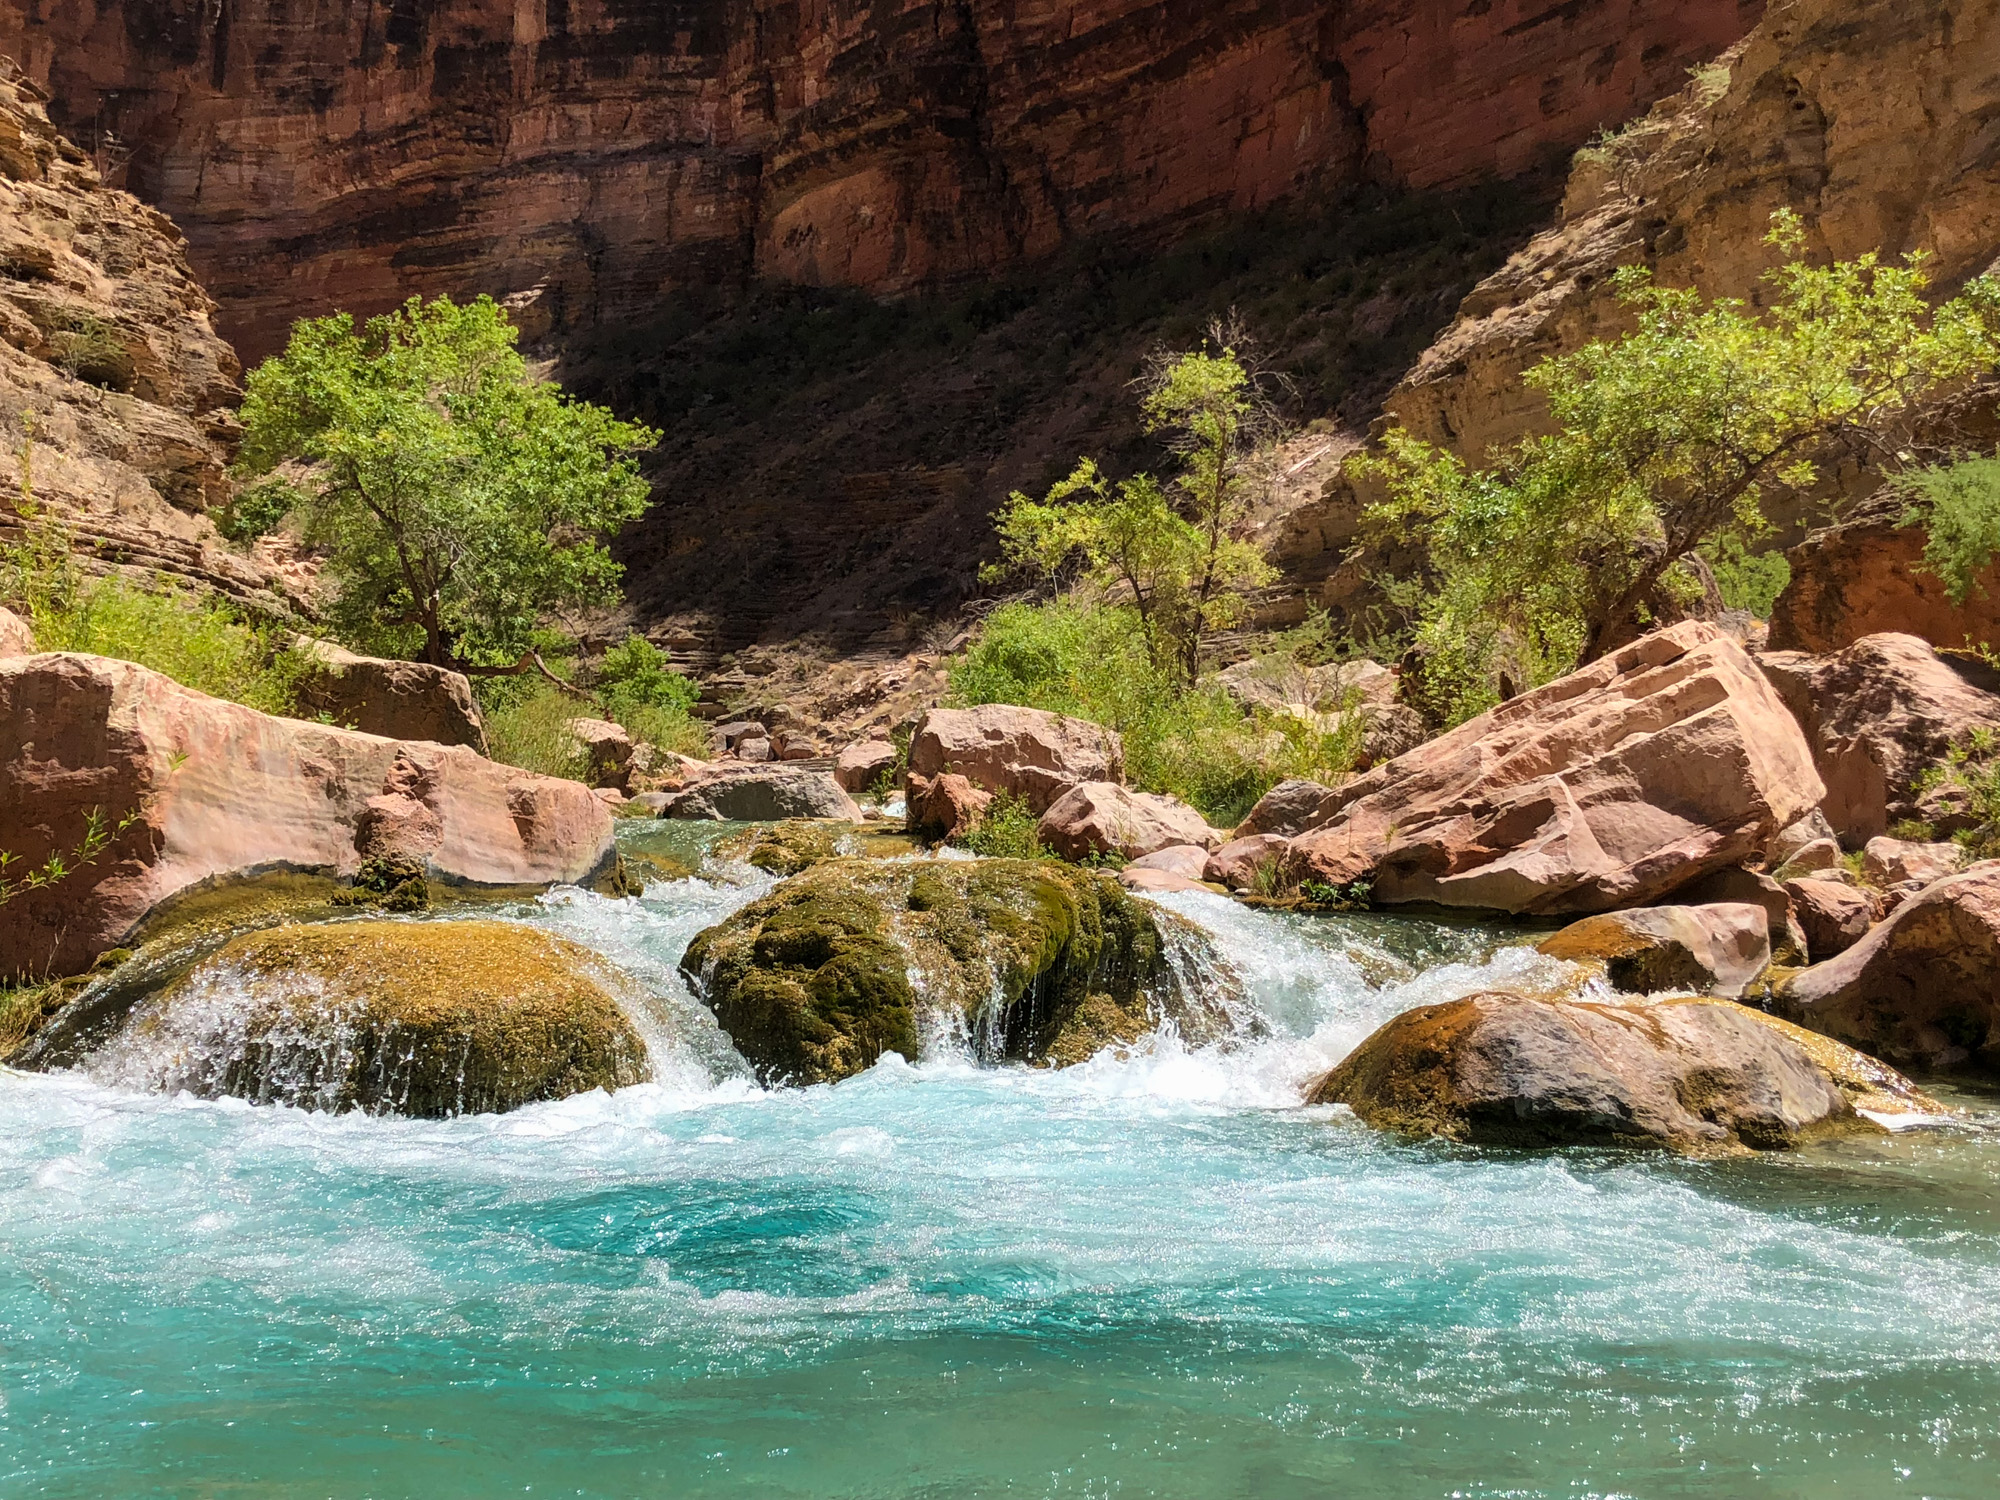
4 854 1999 1498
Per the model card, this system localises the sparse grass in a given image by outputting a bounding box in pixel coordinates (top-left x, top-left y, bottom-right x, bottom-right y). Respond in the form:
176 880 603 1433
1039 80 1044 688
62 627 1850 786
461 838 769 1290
478 677 591 781
957 793 1051 861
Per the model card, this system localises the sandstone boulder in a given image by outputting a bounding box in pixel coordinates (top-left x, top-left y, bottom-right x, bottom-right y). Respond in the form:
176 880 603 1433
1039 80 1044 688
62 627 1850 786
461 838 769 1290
1860 836 1961 888
663 768 861 823
1037 782 1216 862
905 771 992 840
680 858 1237 1084
713 720 767 753
1771 496 2000 655
1204 833 1291 892
1783 879 1875 962
1769 809 1838 866
562 716 635 791
1776 862 2000 1073
1282 624 1823 914
907 706 1122 815
92 921 646 1116
1773 837 1843 882
1536 903 1770 998
1124 844 1212 882
295 640 489 753
1672 865 1807 965
0 606 32 657
1234 778 1339 839
834 737 899 792
1308 992 1903 1154
0 654 615 979
1757 633 2000 844
1119 867 1209 895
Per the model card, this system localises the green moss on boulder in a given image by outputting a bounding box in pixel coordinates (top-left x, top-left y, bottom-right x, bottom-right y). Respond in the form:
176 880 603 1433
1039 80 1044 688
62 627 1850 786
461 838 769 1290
681 857 1238 1084
105 920 648 1116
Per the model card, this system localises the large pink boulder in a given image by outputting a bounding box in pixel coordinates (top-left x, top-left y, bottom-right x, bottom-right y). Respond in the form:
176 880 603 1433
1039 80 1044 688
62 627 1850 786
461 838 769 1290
0 653 615 979
834 737 898 793
907 705 1122 815
1782 879 1875 962
1776 862 2000 1073
1037 782 1215 861
1282 623 1823 914
294 639 489 753
1756 633 2000 844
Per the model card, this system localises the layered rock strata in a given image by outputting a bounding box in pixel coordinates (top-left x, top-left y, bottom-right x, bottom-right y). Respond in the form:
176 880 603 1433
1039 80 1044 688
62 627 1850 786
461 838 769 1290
0 69 296 614
2 0 1759 359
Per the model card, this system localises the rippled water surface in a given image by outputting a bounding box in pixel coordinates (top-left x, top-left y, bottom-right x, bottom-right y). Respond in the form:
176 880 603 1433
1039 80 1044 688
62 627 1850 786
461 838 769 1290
5 837 1999 1498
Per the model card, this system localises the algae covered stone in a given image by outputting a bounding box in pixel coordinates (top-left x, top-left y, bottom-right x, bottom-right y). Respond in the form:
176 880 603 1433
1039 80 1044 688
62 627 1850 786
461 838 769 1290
680 857 1237 1085
96 920 648 1116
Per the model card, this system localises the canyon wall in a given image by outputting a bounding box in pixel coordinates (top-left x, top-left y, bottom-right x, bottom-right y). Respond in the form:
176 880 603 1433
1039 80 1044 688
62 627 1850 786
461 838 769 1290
2 0 1759 360
0 66 298 615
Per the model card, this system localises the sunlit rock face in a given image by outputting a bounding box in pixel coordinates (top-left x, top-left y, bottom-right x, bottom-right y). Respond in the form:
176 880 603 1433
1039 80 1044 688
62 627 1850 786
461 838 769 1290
0 0 1758 358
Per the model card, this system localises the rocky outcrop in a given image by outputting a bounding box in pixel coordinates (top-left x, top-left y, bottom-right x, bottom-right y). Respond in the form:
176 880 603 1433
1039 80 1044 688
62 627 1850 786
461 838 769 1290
1672 864 1808 963
295 640 488 753
1281 623 1823 913
1769 494 2000 653
907 706 1123 818
662 767 861 822
1757 632 2000 843
1037 782 1217 862
834 738 898 794
2 0 1757 361
1537 903 1771 997
562 716 634 792
93 920 646 1115
1309 990 1925 1153
1324 0 2000 531
0 652 614 979
679 856 1237 1083
905 771 992 841
1783 877 1875 960
1776 860 2000 1072
1234 778 1339 839
0 604 29 655
0 69 298 617
1205 833 1291 892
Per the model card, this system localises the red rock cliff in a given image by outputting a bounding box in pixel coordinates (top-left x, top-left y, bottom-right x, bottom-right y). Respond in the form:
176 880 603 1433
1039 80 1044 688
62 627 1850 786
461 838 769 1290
3 0 1757 359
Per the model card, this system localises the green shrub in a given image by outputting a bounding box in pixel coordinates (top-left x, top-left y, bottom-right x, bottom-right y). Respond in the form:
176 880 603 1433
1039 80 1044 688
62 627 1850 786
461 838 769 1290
4 522 305 714
478 677 590 780
217 476 306 544
949 598 1361 827
592 633 708 757
1896 454 2000 605
957 793 1050 860
1703 534 1793 617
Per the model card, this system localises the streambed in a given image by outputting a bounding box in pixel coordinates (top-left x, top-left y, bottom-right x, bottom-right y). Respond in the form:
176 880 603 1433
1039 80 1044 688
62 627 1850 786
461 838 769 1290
3 826 1998 1497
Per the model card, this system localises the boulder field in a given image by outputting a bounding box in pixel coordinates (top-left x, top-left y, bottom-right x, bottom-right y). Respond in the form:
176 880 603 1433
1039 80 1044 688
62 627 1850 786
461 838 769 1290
95 920 647 1116
679 857 1241 1085
0 652 614 979
1311 991 1938 1155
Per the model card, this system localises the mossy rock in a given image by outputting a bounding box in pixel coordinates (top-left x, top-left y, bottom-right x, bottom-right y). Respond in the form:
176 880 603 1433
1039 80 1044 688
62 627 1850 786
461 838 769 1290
105 920 648 1116
680 857 1240 1084
714 820 851 876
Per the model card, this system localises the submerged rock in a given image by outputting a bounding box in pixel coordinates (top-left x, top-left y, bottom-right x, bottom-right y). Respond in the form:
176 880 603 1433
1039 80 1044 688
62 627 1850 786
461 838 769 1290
95 920 648 1116
1309 991 1927 1154
712 819 852 876
1776 862 2000 1073
1537 903 1771 998
680 857 1239 1085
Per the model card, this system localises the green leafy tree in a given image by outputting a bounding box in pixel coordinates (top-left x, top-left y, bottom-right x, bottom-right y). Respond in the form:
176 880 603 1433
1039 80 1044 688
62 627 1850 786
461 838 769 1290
236 295 659 677
1361 214 2000 721
1896 454 2000 604
986 328 1279 686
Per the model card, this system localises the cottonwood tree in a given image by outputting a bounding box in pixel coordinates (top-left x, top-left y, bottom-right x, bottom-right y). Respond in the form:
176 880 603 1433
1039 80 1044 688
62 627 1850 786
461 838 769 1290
235 295 657 678
1362 213 2000 722
986 323 1281 687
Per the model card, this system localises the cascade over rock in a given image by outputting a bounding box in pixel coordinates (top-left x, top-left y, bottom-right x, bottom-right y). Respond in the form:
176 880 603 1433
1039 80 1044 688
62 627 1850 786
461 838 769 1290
92 920 648 1116
2 0 1758 361
679 856 1240 1084
0 652 615 979
1281 623 1824 914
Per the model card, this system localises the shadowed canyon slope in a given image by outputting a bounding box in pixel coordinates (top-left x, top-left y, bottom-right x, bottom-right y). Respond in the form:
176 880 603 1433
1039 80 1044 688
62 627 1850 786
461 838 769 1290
5 0 1759 361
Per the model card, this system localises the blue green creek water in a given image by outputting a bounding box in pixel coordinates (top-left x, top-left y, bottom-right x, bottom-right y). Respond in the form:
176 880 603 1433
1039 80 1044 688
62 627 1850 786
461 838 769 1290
4 830 1998 1497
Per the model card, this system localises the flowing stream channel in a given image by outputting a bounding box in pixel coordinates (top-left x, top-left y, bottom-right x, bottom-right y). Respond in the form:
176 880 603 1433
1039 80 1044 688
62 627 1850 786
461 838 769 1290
5 821 2000 1497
